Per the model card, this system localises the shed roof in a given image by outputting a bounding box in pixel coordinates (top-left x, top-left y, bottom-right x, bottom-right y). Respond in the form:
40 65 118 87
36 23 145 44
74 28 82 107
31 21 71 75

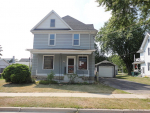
95 60 115 66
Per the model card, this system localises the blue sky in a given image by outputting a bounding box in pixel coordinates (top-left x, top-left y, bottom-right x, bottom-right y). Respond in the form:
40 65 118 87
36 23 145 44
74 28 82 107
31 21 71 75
0 0 111 60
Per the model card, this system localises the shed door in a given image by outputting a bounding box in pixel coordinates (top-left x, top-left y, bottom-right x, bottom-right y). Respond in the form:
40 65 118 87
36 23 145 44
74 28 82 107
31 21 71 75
99 66 113 77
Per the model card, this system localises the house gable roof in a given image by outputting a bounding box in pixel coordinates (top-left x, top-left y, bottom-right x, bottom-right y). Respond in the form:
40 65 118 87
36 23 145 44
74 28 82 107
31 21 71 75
62 15 96 30
137 32 150 53
19 58 31 62
31 10 73 31
0 59 10 65
95 60 115 66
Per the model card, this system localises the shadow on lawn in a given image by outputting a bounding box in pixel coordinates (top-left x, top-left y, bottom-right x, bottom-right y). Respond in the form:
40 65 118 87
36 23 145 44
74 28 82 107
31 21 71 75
3 83 34 87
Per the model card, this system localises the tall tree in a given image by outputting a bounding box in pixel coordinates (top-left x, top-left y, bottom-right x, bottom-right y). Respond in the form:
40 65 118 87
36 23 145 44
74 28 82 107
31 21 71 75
96 0 150 75
95 43 108 64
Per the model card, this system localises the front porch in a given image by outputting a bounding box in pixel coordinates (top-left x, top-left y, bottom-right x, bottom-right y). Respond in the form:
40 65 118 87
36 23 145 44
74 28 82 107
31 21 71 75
27 49 95 83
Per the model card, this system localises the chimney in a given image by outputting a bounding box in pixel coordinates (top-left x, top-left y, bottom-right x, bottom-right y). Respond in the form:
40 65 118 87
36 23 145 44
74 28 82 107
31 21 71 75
12 56 15 63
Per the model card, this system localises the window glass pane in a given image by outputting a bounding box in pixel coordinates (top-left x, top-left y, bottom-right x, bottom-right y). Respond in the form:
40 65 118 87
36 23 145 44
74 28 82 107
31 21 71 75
79 56 87 70
68 66 74 73
50 40 54 45
74 40 79 45
50 34 55 39
68 58 74 65
50 19 55 27
44 56 53 69
74 34 79 40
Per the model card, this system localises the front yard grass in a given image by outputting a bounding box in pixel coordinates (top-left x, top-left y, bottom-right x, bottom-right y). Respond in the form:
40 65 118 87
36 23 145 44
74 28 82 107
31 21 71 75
0 79 127 94
116 73 150 85
1 97 150 109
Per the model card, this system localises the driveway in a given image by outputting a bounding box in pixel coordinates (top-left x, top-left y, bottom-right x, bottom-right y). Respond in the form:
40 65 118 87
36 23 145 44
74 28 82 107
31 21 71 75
99 78 150 94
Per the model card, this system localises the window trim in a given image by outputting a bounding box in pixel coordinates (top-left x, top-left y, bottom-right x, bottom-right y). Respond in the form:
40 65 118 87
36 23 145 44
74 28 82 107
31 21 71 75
72 34 80 46
48 34 56 46
42 55 54 70
50 19 55 27
77 55 88 70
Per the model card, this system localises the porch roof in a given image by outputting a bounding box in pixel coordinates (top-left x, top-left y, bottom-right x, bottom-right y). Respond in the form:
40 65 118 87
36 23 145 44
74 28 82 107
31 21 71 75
132 61 145 64
26 49 95 54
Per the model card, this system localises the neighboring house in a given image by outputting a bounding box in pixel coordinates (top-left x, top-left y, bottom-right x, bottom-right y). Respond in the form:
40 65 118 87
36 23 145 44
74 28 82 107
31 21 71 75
95 60 118 78
16 58 31 66
0 59 10 73
27 10 97 82
2 56 15 64
132 32 150 77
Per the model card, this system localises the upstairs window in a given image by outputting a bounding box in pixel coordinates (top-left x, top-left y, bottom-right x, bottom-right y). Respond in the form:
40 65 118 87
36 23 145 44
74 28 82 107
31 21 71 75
43 56 54 69
50 19 55 27
73 34 80 46
148 39 150 43
78 56 87 70
49 34 55 46
148 48 150 55
148 63 150 71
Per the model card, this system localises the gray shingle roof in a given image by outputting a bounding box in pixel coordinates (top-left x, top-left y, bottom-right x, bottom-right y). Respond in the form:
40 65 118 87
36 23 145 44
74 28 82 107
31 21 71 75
19 58 31 62
62 15 96 30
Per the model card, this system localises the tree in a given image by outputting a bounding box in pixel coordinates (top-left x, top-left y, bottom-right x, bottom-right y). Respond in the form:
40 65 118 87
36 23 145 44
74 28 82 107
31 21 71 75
96 22 144 75
96 0 150 75
95 43 108 64
96 0 150 29
108 55 127 73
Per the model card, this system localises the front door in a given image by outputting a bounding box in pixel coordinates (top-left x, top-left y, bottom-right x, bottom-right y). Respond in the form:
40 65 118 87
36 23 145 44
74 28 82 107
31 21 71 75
67 56 76 74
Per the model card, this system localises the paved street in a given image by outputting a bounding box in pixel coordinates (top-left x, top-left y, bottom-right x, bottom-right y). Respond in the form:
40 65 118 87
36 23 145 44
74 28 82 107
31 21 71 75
99 78 150 94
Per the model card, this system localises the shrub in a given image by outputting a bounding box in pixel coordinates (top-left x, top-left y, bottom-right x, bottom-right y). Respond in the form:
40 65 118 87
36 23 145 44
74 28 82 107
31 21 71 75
2 64 31 83
67 74 78 84
47 71 55 84
39 80 57 85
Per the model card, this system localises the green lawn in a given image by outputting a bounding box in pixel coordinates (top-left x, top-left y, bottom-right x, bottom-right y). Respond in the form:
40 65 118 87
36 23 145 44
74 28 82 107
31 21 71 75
116 73 150 85
1 97 150 109
0 79 128 94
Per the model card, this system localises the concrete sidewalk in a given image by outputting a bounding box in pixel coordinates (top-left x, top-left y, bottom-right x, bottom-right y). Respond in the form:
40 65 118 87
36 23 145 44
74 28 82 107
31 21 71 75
0 93 150 99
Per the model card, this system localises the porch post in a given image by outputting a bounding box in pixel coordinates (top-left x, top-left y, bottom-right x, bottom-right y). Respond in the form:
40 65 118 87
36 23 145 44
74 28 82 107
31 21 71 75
133 64 135 72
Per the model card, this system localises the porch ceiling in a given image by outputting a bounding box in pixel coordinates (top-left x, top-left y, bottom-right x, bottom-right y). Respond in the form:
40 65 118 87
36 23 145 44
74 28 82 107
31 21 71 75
26 49 95 54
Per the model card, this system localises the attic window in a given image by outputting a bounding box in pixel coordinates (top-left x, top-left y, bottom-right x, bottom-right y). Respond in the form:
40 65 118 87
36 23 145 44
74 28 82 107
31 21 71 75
50 19 55 27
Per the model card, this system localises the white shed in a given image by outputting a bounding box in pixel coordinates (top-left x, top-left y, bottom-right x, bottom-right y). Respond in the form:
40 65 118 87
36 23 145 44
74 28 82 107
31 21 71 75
95 60 117 78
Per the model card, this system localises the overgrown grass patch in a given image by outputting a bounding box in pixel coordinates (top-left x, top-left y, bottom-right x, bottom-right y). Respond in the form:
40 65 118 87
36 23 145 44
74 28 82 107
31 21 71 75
117 73 150 85
0 97 150 109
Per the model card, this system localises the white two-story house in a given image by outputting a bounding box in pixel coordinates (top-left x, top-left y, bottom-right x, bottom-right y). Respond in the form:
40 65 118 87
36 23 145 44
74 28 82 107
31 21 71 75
27 10 97 82
132 32 150 77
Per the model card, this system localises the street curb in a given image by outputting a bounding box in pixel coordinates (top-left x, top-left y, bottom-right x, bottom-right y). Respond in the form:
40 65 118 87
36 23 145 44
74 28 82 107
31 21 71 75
20 107 77 112
0 107 20 112
1 107 150 112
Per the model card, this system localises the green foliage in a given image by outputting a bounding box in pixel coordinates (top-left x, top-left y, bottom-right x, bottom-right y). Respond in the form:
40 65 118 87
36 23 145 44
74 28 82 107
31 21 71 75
2 64 31 83
39 80 57 85
67 74 78 84
47 71 55 84
95 43 108 64
96 0 150 29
